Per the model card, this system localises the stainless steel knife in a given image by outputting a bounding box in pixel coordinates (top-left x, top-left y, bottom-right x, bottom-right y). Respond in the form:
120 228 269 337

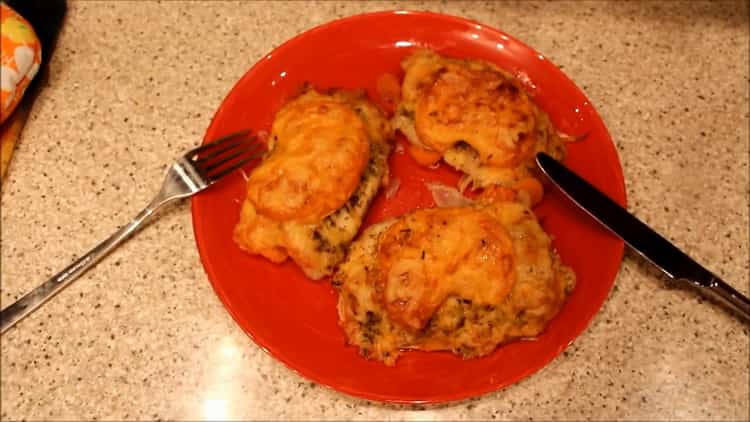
536 152 750 321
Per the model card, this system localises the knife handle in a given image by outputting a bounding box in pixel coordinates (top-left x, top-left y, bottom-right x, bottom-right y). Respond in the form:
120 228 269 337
691 276 750 321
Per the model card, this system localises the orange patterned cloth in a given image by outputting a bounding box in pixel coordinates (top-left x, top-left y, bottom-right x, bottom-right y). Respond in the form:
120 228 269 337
1 2 42 125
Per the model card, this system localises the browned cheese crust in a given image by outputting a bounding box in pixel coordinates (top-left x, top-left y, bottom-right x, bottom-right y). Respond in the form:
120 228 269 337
334 199 575 365
393 49 568 190
234 88 392 279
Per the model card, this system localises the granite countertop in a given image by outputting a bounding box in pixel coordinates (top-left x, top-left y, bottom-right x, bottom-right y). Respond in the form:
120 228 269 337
1 1 748 420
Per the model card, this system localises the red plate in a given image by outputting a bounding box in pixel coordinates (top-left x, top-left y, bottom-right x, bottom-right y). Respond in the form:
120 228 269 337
192 11 626 403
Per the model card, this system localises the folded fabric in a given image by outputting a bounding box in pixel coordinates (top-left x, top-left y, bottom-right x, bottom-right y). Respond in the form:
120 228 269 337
1 2 42 125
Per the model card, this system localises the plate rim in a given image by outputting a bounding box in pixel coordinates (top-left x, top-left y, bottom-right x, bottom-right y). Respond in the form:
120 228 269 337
191 9 627 404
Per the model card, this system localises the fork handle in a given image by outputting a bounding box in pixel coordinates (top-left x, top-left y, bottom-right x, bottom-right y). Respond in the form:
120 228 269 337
0 195 169 334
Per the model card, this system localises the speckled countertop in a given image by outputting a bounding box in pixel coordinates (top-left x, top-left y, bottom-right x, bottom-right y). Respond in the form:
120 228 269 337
1 0 748 420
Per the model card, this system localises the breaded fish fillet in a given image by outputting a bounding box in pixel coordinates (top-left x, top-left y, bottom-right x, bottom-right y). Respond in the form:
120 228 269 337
234 87 392 279
393 49 568 202
334 196 575 365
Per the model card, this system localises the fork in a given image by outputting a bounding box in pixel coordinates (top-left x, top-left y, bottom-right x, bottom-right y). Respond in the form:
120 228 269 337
0 130 264 334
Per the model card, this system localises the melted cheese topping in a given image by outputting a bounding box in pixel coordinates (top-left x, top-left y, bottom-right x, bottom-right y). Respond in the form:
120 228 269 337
394 49 568 189
234 88 392 280
415 63 537 167
375 208 515 331
246 91 370 223
334 199 575 365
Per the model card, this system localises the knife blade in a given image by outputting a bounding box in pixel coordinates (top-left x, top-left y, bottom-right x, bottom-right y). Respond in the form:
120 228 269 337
536 152 749 321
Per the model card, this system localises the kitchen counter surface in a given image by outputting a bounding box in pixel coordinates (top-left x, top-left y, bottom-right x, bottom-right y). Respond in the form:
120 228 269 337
1 1 748 420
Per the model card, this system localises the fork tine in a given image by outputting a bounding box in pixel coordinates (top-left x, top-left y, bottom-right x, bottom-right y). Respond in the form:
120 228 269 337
201 142 264 173
190 129 251 156
195 136 255 165
205 150 265 184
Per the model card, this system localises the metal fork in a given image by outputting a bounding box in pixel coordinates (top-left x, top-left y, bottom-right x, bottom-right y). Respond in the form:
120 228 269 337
0 130 264 334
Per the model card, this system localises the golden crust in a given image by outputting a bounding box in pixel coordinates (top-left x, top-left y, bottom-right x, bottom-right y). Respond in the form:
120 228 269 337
375 208 516 331
415 61 537 168
334 199 575 365
247 90 371 223
394 49 567 188
234 87 392 279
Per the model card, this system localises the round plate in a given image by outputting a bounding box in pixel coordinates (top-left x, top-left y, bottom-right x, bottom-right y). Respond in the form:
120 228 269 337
192 11 626 404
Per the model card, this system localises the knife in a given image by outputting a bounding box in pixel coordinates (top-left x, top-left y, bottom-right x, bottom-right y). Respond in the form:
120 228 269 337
536 152 750 321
